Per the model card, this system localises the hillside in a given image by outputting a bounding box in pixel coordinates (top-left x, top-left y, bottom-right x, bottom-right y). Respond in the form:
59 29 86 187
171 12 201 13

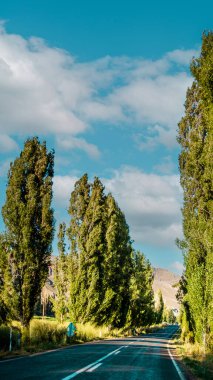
41 265 181 315
153 268 180 311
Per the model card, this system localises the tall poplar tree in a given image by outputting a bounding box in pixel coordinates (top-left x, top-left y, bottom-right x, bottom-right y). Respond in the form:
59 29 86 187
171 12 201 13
0 137 54 327
66 175 155 329
155 290 164 324
100 193 133 327
67 174 90 255
128 251 154 328
0 234 8 323
80 177 106 323
177 32 213 346
52 222 68 323
67 174 90 321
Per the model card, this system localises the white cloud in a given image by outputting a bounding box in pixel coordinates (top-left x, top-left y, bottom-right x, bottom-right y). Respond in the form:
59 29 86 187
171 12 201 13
0 134 18 152
53 167 183 249
56 136 100 159
0 27 87 136
136 124 179 151
166 49 199 65
110 73 191 128
81 100 125 123
154 156 175 174
103 166 183 248
53 175 78 207
0 25 196 153
0 158 11 177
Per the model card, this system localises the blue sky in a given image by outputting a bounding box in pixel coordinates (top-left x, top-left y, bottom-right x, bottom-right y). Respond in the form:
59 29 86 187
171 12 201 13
0 1 212 273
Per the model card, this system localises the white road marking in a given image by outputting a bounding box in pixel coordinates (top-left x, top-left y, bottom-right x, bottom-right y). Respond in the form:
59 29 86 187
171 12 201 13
167 346 185 380
86 363 102 372
167 328 185 380
61 345 127 380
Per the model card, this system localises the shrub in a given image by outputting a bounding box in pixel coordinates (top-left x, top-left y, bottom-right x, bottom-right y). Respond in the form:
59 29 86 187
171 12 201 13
29 320 67 346
0 325 21 351
75 322 121 342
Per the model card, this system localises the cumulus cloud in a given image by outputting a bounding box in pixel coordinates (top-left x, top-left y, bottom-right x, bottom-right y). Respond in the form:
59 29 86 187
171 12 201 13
110 73 191 127
166 49 198 65
53 175 78 207
53 167 183 249
0 30 86 136
56 136 100 158
103 166 183 248
0 24 197 154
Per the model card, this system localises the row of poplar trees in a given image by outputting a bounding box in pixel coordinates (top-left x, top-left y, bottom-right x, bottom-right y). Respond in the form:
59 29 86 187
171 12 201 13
0 137 155 329
177 32 213 349
53 174 155 328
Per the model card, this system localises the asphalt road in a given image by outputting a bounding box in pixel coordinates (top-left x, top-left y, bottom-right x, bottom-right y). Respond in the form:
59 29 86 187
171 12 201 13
0 325 186 380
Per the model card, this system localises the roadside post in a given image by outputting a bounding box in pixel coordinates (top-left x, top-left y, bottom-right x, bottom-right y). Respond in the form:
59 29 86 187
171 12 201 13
9 327 12 352
17 331 21 348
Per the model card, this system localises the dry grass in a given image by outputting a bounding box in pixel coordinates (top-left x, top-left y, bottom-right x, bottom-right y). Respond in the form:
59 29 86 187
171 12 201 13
176 339 213 379
0 319 165 358
0 319 122 355
0 319 67 354
75 322 122 342
29 319 67 347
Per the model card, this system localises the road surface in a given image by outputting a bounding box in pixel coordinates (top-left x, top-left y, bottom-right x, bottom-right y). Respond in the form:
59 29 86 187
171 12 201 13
0 325 186 380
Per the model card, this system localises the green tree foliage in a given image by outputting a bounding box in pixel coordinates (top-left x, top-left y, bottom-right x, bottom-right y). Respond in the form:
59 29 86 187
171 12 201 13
99 194 133 328
67 174 155 329
0 234 8 324
163 307 176 324
176 272 194 340
155 289 164 324
80 177 106 322
177 32 213 346
127 251 155 328
0 137 54 327
52 222 68 323
67 174 91 321
67 174 90 255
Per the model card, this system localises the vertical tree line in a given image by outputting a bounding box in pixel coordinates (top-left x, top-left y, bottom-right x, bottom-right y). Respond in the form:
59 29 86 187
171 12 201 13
0 139 156 330
177 32 213 348
63 174 155 328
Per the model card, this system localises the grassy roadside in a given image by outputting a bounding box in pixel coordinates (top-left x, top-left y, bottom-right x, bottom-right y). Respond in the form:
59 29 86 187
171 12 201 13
173 332 213 379
0 319 165 359
0 318 126 359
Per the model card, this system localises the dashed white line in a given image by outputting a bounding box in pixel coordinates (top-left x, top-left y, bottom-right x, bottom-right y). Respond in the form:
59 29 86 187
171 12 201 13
86 363 102 372
61 345 127 380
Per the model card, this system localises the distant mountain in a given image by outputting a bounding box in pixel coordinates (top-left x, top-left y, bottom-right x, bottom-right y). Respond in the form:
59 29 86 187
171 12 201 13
153 268 180 311
41 264 181 316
